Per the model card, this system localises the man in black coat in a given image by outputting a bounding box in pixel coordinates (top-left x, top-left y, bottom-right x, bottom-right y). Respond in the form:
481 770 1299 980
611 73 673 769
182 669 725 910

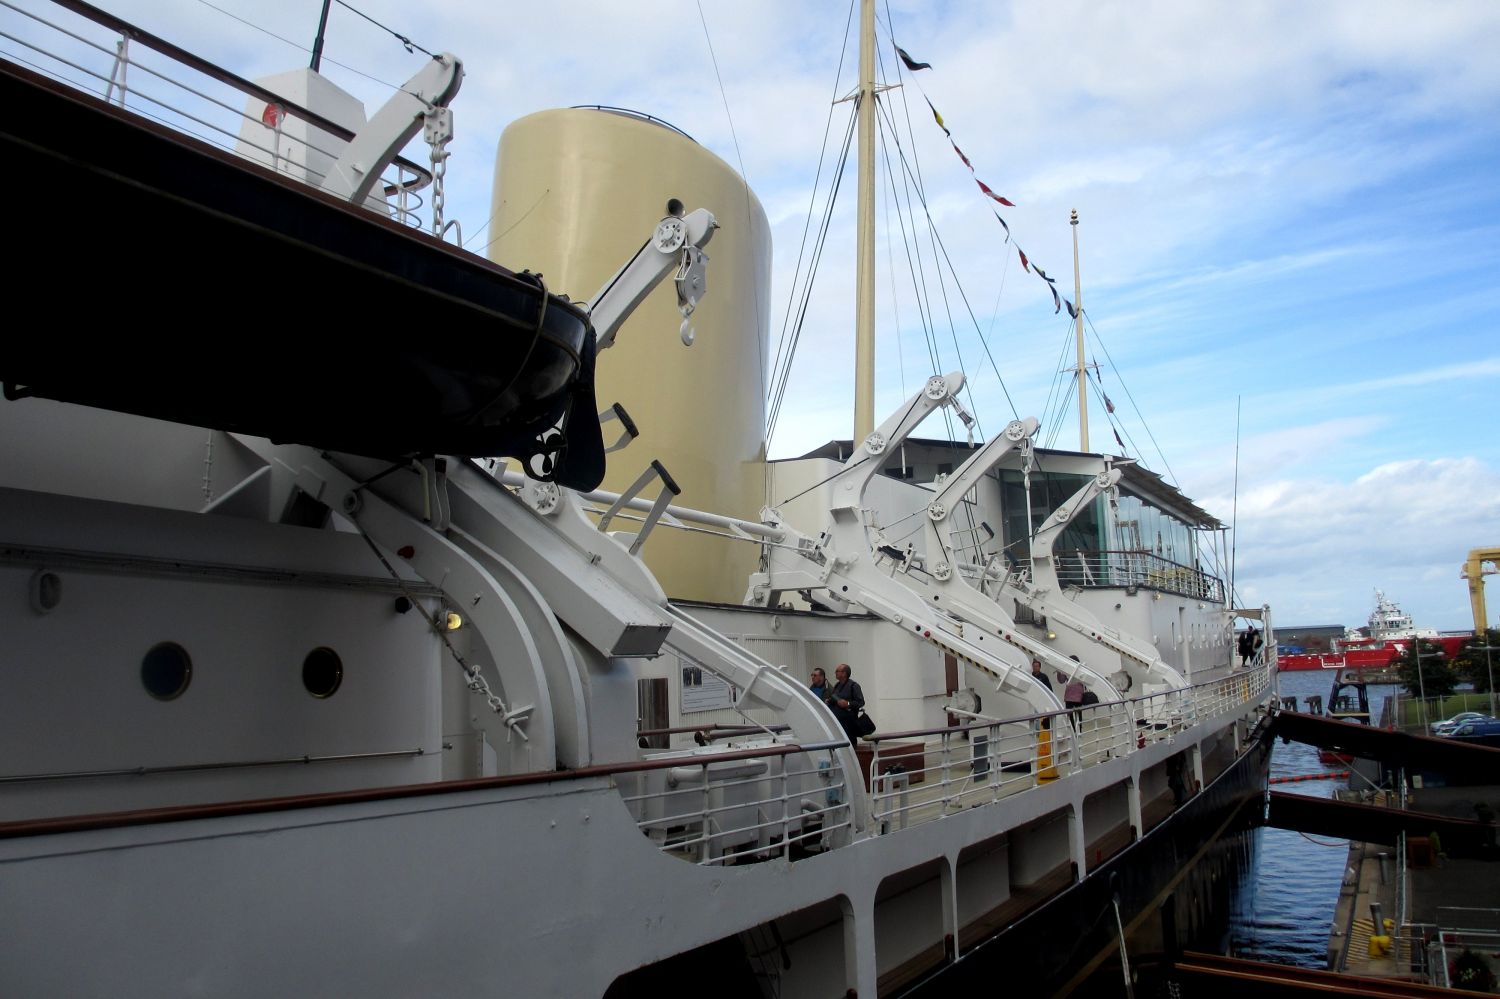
827 663 865 744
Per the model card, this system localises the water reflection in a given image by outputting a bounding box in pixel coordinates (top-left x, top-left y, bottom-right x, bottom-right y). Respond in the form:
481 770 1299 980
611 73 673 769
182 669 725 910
1230 670 1399 965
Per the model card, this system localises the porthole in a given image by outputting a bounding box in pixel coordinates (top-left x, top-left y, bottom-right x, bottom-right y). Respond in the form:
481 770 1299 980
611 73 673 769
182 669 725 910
141 642 192 700
302 647 343 699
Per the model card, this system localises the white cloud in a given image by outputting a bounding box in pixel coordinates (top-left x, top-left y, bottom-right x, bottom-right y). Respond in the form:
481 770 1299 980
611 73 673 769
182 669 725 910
1227 458 1500 630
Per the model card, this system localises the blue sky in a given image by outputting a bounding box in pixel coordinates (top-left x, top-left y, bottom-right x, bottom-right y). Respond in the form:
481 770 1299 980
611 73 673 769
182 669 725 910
7 0 1498 631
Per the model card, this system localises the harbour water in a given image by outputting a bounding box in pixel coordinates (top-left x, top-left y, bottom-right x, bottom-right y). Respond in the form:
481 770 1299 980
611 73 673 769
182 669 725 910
1228 669 1401 966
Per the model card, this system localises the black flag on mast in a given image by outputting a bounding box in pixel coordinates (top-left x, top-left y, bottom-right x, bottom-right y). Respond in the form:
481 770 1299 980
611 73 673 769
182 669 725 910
896 45 931 71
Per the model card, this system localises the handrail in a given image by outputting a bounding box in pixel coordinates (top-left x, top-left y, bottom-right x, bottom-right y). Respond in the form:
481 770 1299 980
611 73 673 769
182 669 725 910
858 664 1269 837
1043 547 1225 601
0 739 847 840
866 663 1260 745
638 723 792 739
0 746 432 784
569 104 697 143
18 0 434 195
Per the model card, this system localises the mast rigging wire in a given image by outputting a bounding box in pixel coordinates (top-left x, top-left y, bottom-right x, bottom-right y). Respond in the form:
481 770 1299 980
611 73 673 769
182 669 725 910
193 0 404 89
765 106 859 444
873 108 965 447
1231 395 1241 604
331 0 432 57
695 0 768 452
873 37 972 444
770 390 926 508
1084 310 1177 486
869 89 1019 425
764 0 858 446
880 147 910 400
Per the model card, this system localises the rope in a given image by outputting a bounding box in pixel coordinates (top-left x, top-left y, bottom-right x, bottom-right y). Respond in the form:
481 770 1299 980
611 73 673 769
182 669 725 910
460 271 549 425
695 0 767 447
868 79 1019 422
1085 310 1177 485
873 90 967 444
1297 831 1349 848
766 107 859 444
332 0 433 57
192 0 405 89
351 518 510 720
764 0 857 447
876 36 954 429
771 390 925 508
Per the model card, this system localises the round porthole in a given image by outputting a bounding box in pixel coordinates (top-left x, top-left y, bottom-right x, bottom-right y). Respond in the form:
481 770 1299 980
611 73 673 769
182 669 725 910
302 647 343 699
141 642 192 700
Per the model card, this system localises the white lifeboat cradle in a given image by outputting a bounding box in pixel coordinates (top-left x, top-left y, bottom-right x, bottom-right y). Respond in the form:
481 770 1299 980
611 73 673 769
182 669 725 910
0 9 1277 999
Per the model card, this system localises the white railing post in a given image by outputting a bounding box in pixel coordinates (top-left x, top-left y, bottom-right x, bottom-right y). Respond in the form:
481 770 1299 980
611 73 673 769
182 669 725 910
698 761 712 863
104 36 129 106
780 755 791 858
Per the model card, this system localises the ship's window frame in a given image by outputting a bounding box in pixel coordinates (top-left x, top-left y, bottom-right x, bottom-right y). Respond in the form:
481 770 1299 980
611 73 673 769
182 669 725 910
302 646 344 699
141 641 192 700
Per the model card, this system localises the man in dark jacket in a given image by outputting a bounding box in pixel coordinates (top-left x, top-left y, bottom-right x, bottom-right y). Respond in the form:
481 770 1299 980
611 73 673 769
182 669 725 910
827 663 865 744
1031 658 1052 691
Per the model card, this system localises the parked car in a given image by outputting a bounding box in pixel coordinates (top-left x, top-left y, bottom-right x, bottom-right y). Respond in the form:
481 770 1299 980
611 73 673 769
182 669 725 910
1430 711 1492 736
1437 719 1500 745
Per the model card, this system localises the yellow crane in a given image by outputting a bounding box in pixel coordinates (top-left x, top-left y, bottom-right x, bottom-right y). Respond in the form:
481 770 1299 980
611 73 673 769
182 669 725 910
1461 547 1500 633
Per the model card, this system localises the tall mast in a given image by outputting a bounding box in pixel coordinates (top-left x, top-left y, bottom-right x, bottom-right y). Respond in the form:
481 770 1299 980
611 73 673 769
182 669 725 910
853 0 876 443
1070 209 1089 452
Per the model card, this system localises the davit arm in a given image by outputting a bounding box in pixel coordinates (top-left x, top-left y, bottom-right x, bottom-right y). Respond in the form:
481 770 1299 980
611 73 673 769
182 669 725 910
587 206 717 349
749 374 1089 714
320 53 464 205
1002 466 1187 689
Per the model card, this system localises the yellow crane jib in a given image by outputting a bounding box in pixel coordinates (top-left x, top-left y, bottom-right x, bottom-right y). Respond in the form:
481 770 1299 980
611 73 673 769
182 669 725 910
1461 547 1500 633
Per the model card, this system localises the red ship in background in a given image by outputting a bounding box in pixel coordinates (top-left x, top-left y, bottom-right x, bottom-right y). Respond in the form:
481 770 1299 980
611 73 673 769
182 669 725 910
1277 590 1471 672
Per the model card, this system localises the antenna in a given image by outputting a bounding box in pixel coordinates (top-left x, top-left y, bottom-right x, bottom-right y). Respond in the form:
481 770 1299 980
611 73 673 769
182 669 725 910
1230 395 1241 603
309 0 333 72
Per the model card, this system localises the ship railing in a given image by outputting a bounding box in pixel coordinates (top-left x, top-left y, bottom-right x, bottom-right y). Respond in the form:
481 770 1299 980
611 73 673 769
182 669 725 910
635 722 793 750
616 740 853 866
1399 921 1434 981
1039 549 1225 603
1 0 438 229
1422 910 1500 990
864 664 1268 834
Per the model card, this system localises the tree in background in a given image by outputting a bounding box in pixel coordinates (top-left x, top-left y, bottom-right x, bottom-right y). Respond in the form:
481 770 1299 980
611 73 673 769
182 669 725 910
1394 638 1457 700
1453 629 1499 694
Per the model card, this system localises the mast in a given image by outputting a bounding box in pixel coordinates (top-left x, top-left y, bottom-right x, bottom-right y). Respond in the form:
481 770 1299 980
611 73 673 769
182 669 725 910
1070 209 1088 451
853 0 876 443
309 0 333 72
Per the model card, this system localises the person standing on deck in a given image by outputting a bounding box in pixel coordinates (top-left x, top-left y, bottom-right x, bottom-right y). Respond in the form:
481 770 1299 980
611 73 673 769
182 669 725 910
809 668 828 702
1031 658 1054 729
1031 658 1052 692
1059 656 1086 728
827 663 865 745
